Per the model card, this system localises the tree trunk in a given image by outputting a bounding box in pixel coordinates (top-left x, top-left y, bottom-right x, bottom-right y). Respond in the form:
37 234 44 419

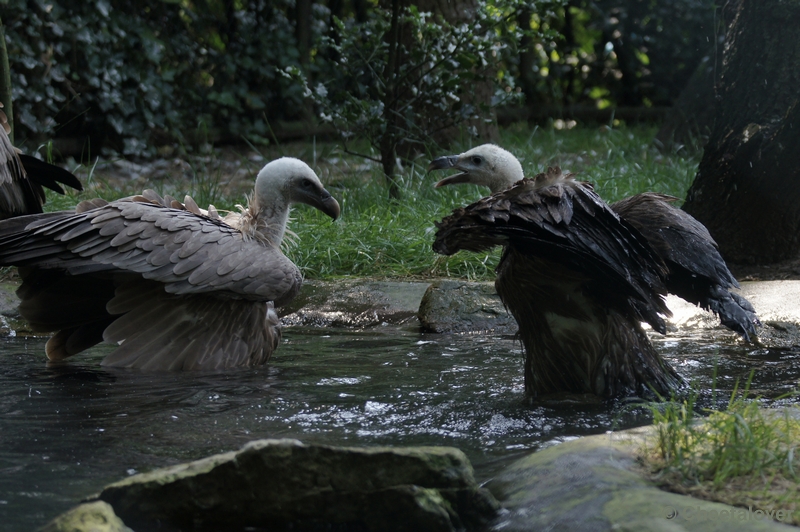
295 0 312 66
682 0 800 265
517 8 537 107
653 53 717 152
381 0 403 200
0 17 12 142
654 0 739 153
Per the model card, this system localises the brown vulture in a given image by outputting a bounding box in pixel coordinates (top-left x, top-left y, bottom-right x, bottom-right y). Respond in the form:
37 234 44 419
0 157 340 370
0 107 83 218
429 143 759 342
431 165 682 398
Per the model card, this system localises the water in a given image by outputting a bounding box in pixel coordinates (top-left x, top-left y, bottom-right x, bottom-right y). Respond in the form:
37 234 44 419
0 326 797 531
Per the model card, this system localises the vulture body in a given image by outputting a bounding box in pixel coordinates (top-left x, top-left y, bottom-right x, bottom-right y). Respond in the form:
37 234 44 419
0 108 83 218
429 144 759 342
0 157 340 370
433 168 682 398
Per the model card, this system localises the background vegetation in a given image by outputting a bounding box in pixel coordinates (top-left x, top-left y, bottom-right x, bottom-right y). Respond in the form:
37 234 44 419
4 0 711 280
45 123 699 281
3 0 720 156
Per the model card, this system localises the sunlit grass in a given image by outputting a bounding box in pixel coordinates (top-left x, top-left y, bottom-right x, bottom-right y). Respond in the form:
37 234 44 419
643 376 800 525
41 123 700 281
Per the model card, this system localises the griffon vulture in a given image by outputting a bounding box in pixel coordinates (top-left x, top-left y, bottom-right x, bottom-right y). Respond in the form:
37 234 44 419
0 157 339 370
0 106 83 218
429 144 759 342
432 166 681 398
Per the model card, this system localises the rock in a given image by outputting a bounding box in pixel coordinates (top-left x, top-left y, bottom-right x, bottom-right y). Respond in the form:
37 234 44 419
93 439 498 531
280 279 431 327
417 280 517 334
664 281 800 347
0 279 27 336
487 427 794 531
38 501 132 532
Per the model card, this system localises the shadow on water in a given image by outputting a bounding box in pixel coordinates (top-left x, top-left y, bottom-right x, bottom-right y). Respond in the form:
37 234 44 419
0 327 797 530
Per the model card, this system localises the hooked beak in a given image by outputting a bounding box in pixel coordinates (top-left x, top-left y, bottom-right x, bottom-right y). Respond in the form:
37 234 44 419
302 187 341 220
428 155 470 188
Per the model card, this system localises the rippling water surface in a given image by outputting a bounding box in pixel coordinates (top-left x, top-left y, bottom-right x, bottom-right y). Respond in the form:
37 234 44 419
1 326 798 531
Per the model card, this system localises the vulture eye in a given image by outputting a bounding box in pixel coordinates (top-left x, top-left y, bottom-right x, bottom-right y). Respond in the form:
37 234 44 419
471 156 483 165
300 178 313 188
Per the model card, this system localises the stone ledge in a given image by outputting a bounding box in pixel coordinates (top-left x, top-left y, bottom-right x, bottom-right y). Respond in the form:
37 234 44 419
488 426 796 531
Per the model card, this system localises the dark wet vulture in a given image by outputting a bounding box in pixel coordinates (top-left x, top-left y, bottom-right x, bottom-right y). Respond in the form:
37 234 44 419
432 166 682 398
0 157 340 370
429 143 759 342
0 107 83 218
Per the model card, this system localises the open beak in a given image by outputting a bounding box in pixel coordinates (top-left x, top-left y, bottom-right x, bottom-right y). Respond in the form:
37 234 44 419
428 155 470 188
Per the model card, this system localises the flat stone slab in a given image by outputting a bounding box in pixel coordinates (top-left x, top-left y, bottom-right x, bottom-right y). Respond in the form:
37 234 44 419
280 279 431 327
90 439 498 531
488 427 797 531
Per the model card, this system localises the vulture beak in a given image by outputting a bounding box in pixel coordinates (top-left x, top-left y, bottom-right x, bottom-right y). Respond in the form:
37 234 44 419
304 187 341 220
428 155 471 188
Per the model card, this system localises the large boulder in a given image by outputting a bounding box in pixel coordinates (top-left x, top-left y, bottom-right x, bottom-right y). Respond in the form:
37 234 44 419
417 280 516 334
93 439 498 531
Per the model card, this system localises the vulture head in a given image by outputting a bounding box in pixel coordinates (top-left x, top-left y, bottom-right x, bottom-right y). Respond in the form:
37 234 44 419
428 144 523 193
255 157 340 219
248 157 340 244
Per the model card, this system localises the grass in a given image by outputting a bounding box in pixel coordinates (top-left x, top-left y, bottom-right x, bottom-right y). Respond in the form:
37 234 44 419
41 123 701 281
643 376 800 525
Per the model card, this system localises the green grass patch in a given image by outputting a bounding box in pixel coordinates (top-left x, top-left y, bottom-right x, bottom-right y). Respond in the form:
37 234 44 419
643 376 800 525
42 124 700 281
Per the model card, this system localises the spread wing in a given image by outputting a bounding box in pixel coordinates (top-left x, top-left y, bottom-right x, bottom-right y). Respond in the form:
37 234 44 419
612 192 737 288
613 192 759 340
433 177 671 330
0 198 302 306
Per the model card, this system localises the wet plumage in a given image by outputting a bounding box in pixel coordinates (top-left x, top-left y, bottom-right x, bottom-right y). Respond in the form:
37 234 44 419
429 143 759 342
0 157 339 370
433 167 682 397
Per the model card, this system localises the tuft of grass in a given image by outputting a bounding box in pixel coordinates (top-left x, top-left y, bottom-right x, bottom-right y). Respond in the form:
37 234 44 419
643 375 800 524
39 124 700 281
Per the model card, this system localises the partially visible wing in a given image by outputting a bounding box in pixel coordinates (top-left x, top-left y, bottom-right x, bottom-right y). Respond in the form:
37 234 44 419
612 193 736 287
613 192 760 340
0 109 83 218
0 199 302 306
99 278 280 370
0 124 43 217
17 154 83 195
434 175 671 330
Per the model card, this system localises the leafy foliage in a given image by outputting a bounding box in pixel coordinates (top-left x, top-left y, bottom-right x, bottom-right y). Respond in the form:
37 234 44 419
3 0 720 160
289 2 528 162
2 0 315 155
516 0 721 108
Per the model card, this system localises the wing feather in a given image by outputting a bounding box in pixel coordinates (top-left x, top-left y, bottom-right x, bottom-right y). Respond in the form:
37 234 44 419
0 201 301 303
433 176 670 330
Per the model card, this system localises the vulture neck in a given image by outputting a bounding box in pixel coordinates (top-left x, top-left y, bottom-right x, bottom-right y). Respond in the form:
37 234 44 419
239 193 291 247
